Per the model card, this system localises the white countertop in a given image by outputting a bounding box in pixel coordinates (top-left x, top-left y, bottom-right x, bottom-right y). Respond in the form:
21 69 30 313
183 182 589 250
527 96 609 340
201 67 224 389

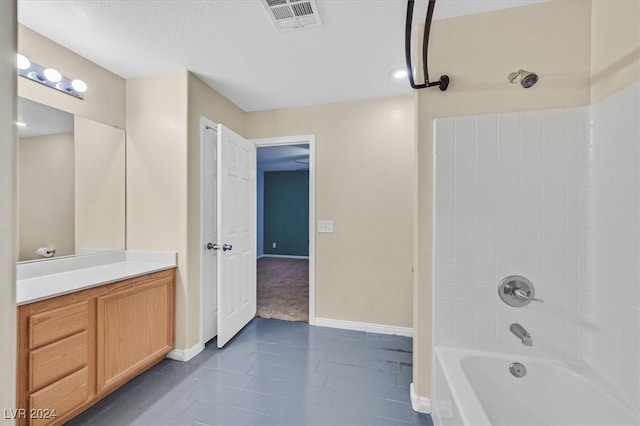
16 250 177 306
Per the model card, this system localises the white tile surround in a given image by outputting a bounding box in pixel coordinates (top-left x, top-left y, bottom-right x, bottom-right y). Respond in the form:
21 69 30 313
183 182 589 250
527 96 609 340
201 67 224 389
433 83 640 412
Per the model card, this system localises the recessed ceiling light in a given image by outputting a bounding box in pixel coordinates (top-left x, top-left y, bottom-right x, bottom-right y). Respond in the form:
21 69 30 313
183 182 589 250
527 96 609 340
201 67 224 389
16 122 26 126
390 68 408 79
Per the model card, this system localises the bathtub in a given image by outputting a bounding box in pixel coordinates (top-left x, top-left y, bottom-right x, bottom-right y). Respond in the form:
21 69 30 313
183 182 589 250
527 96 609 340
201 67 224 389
432 347 638 426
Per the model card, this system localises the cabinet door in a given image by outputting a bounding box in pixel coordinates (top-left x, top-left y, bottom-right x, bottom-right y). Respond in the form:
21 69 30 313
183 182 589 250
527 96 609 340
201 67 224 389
96 271 175 393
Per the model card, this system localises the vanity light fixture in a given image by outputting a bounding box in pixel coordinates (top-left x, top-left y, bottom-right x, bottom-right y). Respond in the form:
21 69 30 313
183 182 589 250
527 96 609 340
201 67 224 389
16 53 87 99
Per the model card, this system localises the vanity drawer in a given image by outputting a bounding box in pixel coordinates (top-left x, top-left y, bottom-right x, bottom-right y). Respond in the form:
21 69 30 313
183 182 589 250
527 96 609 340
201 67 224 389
29 301 88 348
29 366 89 426
29 331 88 391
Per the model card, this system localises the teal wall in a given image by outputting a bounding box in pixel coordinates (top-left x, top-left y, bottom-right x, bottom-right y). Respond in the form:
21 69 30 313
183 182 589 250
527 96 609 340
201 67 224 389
263 170 309 256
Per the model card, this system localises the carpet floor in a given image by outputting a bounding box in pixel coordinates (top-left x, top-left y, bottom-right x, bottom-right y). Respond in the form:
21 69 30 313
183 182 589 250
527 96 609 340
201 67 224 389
256 257 309 323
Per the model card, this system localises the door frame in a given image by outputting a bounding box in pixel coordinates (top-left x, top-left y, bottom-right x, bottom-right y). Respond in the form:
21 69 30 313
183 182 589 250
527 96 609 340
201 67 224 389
252 135 316 325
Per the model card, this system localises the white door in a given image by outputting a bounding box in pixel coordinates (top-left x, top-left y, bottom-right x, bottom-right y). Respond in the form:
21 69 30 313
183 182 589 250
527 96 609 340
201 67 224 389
201 118 218 343
216 124 257 348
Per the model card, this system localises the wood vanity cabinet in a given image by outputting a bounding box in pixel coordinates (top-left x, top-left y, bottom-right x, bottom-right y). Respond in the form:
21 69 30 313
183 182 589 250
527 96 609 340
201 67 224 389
16 269 175 426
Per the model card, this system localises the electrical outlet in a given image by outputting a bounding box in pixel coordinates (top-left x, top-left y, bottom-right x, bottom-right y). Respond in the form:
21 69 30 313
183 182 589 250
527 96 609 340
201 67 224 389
272 242 276 248
318 220 334 233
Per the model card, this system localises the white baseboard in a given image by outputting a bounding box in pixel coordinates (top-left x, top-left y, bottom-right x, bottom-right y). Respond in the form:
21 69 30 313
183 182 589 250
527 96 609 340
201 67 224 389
166 341 204 362
261 254 309 259
314 317 413 337
410 382 432 413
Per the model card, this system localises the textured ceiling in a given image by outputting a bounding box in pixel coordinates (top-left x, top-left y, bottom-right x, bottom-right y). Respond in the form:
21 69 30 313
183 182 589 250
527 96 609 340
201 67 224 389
258 144 310 171
17 0 548 112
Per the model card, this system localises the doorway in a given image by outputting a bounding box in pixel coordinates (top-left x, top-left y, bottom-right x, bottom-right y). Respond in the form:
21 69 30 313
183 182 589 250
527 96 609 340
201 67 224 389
199 128 315 352
254 136 316 325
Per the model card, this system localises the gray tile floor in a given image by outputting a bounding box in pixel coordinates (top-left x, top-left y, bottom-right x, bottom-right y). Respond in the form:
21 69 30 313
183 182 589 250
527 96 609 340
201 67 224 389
67 318 433 426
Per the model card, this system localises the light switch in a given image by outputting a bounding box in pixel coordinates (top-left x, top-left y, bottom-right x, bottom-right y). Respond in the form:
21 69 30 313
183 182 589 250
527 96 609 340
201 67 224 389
318 220 334 233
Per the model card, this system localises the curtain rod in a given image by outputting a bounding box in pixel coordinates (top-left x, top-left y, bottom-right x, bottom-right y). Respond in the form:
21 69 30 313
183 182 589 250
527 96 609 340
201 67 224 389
405 0 449 91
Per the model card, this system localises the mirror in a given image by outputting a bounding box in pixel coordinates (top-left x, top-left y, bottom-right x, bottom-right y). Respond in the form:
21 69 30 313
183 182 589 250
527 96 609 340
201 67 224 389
17 97 126 262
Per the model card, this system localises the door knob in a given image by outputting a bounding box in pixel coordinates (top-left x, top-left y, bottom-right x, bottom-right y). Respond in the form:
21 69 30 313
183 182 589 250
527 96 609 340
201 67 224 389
222 244 233 252
206 242 219 251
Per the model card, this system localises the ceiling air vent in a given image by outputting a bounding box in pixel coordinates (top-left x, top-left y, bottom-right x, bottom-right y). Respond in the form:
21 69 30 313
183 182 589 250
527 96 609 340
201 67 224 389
261 0 322 31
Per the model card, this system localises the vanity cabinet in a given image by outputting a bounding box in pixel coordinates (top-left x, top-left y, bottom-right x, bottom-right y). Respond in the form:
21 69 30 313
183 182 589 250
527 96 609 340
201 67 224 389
17 269 175 426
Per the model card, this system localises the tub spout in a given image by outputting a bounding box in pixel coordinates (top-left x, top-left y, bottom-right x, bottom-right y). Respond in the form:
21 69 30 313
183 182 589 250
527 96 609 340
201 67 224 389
510 323 532 346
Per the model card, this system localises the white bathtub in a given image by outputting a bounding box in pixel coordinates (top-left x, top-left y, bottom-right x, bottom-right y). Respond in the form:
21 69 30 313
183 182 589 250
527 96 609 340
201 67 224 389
432 347 638 426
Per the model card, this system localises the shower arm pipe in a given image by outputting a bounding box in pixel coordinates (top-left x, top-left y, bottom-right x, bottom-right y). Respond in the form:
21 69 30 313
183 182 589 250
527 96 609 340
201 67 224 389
405 0 449 91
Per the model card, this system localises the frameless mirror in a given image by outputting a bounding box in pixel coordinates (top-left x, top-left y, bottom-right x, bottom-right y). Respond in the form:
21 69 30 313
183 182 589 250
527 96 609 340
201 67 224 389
17 97 126 262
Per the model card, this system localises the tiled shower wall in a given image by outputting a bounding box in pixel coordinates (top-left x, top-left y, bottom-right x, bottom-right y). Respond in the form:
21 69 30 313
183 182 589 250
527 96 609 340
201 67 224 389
584 84 640 411
433 83 640 410
433 106 588 358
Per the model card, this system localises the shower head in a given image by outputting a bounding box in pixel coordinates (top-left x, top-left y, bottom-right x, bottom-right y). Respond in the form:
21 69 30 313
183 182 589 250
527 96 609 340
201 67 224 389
508 69 538 88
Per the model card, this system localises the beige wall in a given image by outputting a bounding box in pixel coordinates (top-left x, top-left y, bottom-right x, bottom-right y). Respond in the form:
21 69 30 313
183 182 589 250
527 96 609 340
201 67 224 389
18 25 125 129
591 0 640 102
1 0 17 423
75 116 126 252
245 96 416 328
18 133 74 261
126 71 189 348
414 0 592 398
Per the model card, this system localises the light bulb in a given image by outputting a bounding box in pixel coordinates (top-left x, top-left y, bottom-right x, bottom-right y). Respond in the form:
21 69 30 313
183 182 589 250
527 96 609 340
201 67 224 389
17 54 30 70
390 68 408 79
43 68 62 83
27 71 45 82
71 79 87 93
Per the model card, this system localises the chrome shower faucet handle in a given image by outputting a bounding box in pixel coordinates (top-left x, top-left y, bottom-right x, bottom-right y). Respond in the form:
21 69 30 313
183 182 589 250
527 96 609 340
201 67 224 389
498 275 543 307
513 288 544 303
